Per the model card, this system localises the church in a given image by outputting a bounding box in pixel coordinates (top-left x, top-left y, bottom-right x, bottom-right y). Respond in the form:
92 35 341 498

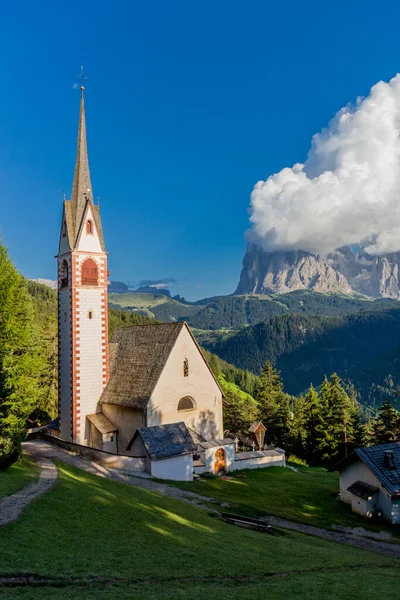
53 84 285 480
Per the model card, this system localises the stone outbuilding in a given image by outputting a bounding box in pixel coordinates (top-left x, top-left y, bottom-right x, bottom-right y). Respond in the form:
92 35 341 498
128 422 197 481
335 442 400 524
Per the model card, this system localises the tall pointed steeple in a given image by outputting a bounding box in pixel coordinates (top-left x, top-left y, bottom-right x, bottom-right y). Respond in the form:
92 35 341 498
57 73 109 445
71 86 93 244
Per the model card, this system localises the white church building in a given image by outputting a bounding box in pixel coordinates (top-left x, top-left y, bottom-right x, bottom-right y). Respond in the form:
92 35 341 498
52 84 285 480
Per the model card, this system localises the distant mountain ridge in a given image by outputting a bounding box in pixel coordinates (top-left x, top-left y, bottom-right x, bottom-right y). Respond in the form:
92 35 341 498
236 243 400 299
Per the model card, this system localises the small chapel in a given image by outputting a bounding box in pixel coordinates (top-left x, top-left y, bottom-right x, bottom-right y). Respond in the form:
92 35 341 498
52 84 285 480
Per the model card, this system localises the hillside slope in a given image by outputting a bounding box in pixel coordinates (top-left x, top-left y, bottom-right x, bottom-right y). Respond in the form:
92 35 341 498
204 309 400 407
0 461 397 599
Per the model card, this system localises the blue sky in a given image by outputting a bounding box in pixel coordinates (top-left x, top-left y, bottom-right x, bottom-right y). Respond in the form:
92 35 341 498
1 0 400 300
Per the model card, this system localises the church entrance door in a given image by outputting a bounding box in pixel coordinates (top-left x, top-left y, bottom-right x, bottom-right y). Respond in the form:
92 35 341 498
214 448 226 474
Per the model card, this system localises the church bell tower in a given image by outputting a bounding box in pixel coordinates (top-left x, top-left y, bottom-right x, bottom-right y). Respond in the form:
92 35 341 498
57 82 109 444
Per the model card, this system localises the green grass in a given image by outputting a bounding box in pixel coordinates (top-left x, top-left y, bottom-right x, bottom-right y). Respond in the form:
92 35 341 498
0 461 398 599
174 464 400 537
0 457 40 499
216 373 257 403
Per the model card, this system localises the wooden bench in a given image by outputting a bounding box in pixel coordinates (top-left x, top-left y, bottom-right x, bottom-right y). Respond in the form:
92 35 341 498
221 512 272 532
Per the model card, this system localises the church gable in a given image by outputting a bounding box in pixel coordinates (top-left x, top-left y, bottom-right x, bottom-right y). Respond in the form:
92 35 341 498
148 323 223 438
75 201 103 253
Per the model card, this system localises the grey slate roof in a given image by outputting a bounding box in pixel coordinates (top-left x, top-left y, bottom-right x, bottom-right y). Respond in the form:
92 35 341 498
355 442 400 497
347 480 379 500
335 442 400 497
87 413 117 434
234 448 285 461
133 422 197 461
197 438 235 450
100 322 185 409
188 428 207 445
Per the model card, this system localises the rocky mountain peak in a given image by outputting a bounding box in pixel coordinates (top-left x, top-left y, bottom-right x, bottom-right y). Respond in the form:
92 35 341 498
235 244 400 298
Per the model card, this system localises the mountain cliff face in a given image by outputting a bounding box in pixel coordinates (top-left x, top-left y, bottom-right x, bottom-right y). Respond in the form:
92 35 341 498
236 244 400 298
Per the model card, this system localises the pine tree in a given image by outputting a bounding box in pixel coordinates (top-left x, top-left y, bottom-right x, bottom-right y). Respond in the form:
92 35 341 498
223 389 259 435
302 384 323 466
256 362 282 442
317 373 354 465
0 244 41 468
372 400 400 444
351 409 367 448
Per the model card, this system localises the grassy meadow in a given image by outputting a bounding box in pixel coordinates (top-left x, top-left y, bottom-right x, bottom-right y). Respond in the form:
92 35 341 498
0 461 399 599
0 457 39 499
174 464 400 538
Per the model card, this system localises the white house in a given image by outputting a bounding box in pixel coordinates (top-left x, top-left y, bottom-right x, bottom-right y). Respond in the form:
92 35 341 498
336 442 400 525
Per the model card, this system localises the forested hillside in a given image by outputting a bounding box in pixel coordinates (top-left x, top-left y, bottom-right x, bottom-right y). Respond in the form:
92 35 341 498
109 289 400 329
187 291 400 329
204 309 400 409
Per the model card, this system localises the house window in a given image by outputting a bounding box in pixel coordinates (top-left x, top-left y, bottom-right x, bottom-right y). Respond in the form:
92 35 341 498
86 220 93 234
62 221 66 237
88 310 93 320
178 396 195 411
81 258 98 285
60 260 69 288
183 358 189 377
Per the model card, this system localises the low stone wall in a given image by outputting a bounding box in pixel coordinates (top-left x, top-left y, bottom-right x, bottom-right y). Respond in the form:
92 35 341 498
42 433 146 471
231 449 285 471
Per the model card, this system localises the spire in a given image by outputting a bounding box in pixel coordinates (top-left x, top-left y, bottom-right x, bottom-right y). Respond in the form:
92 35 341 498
71 83 93 243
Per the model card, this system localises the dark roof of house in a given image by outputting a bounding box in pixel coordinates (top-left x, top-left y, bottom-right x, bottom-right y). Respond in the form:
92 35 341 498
334 442 400 497
249 421 266 433
87 413 118 434
100 323 185 409
347 480 379 500
100 322 223 410
131 422 197 461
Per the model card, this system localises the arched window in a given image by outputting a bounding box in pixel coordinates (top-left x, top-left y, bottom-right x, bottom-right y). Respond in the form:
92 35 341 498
60 260 69 288
86 220 93 234
183 358 189 377
178 396 196 412
81 258 98 285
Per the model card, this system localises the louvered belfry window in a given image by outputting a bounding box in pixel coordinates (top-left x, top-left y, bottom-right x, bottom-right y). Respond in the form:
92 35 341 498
61 260 69 288
81 258 98 285
178 396 195 411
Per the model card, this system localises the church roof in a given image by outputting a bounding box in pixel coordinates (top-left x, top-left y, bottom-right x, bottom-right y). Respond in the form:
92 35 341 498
100 322 186 409
100 321 224 410
130 422 197 460
87 413 117 434
61 88 105 252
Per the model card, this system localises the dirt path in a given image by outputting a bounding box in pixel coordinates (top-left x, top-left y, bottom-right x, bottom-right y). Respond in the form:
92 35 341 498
21 440 400 559
0 451 57 526
22 440 213 507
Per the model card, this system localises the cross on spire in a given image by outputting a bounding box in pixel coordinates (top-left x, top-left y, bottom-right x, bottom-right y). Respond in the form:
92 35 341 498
78 65 87 97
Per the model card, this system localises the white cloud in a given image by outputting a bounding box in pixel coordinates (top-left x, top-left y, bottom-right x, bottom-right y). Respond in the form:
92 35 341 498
248 74 400 256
